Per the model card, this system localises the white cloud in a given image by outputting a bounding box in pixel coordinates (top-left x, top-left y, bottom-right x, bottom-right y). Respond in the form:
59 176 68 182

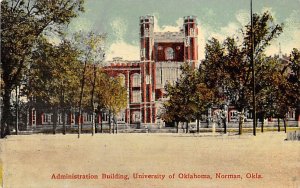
110 17 127 41
153 15 183 32
266 10 300 56
107 17 139 61
235 9 250 26
107 8 300 62
197 24 206 60
106 41 139 61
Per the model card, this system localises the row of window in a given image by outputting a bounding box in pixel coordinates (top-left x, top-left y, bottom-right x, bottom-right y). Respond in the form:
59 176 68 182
30 110 126 125
117 73 141 87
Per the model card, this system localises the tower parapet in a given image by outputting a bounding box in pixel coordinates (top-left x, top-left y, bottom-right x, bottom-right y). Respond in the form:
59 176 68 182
183 15 198 67
140 15 154 61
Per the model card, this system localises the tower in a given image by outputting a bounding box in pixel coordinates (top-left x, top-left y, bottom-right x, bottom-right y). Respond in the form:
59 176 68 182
183 16 198 67
139 15 156 124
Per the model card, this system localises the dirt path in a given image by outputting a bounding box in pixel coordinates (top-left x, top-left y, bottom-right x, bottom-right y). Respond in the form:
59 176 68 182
0 132 299 188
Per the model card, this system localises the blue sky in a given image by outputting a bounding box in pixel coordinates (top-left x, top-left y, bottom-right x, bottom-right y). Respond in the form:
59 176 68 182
68 0 300 61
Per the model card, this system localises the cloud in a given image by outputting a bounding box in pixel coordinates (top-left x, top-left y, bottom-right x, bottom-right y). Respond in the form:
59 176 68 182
110 17 127 41
153 15 183 32
68 17 93 33
106 8 300 61
265 10 300 56
235 9 249 26
106 17 139 61
106 41 140 61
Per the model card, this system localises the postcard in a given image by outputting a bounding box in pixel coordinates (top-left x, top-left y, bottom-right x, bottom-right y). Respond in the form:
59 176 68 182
0 0 299 187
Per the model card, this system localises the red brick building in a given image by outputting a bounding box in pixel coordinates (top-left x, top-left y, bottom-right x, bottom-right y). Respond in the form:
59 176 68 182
104 15 198 126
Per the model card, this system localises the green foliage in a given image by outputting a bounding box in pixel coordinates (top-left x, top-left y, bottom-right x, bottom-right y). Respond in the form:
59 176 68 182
1 0 85 137
161 63 217 123
203 11 283 113
28 37 82 108
94 72 127 115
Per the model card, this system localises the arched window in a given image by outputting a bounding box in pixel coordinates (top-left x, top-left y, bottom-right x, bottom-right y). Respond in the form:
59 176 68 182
118 74 126 86
132 73 141 87
165 47 174 60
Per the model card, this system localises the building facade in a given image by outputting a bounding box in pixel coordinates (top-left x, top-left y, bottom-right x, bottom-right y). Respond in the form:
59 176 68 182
105 15 198 126
24 15 298 129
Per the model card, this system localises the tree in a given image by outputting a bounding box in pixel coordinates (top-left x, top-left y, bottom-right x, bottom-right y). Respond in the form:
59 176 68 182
71 31 105 137
27 37 82 134
269 49 300 133
202 11 283 135
255 56 279 132
287 48 300 125
94 73 127 134
1 0 84 138
161 63 217 133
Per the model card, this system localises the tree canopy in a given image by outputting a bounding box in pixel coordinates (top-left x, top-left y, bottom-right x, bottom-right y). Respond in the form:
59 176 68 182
1 0 85 137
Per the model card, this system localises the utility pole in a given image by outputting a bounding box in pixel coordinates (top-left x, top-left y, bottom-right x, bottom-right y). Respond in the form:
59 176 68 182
15 85 19 135
251 0 256 136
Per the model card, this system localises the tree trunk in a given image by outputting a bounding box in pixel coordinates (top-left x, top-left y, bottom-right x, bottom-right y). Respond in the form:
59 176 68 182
238 109 245 135
109 111 112 134
78 60 88 138
116 117 118 134
261 114 264 133
78 110 82 137
197 119 200 133
61 89 66 135
62 109 66 135
112 116 115 134
91 64 97 136
100 113 103 133
283 117 287 133
95 114 98 134
92 111 95 136
186 121 189 133
15 86 19 135
223 117 227 134
277 118 280 132
176 121 179 133
1 86 12 138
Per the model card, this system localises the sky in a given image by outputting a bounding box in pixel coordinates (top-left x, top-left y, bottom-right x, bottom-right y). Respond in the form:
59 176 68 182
67 0 300 61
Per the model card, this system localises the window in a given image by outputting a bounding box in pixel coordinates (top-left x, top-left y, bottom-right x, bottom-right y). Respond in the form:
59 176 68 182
145 28 149 36
146 75 151 84
43 113 52 124
118 111 126 122
132 90 141 103
185 37 190 47
31 109 36 125
165 47 174 60
70 113 75 125
190 28 194 36
132 73 141 87
58 114 63 124
83 113 93 123
152 92 155 102
132 111 141 123
230 110 239 122
102 113 108 122
156 66 162 86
